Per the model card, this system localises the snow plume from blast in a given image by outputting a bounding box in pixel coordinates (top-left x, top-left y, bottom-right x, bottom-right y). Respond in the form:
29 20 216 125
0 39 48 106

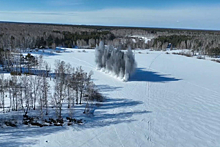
95 41 137 81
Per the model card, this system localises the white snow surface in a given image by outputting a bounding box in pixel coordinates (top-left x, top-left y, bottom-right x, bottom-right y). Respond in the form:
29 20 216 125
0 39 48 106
1 49 220 147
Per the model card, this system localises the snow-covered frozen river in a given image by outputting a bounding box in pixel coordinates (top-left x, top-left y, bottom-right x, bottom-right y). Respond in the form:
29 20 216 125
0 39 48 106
1 49 220 147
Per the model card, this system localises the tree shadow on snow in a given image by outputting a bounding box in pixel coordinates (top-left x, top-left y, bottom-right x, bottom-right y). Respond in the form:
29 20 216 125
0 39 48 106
129 68 181 82
29 48 69 57
30 50 60 56
83 98 151 129
96 85 122 92
0 126 67 147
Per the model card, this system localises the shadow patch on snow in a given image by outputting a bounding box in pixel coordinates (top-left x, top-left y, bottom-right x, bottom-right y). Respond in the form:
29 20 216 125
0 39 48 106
83 98 150 128
0 67 53 76
95 110 151 120
96 85 122 92
31 51 59 56
98 98 143 110
30 48 70 57
129 68 181 82
0 126 67 147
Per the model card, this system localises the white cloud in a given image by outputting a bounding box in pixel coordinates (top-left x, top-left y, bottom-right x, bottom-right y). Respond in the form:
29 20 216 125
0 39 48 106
0 6 220 30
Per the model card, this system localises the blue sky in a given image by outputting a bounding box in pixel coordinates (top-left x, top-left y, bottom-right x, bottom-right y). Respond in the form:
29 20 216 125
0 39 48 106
0 0 220 30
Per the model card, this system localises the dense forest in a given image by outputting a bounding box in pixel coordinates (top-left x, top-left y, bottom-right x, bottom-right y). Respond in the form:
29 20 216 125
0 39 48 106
0 22 220 55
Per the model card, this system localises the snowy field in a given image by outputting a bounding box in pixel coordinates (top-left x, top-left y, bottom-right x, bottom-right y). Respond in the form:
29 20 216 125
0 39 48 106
1 48 220 147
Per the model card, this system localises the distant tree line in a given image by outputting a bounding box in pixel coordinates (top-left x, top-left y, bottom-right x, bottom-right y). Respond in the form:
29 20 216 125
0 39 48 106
207 47 220 57
153 35 192 49
35 31 116 48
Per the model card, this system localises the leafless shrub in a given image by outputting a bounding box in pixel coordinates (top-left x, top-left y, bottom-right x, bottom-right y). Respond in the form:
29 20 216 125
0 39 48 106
172 52 192 57
211 59 220 63
10 72 21 76
197 55 205 59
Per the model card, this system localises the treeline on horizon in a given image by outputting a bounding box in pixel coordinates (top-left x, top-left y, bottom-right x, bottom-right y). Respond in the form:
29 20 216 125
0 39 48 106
0 22 220 57
35 31 116 48
1 21 220 33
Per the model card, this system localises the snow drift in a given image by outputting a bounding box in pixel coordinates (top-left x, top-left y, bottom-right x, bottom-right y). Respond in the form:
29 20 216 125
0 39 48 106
95 41 137 81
